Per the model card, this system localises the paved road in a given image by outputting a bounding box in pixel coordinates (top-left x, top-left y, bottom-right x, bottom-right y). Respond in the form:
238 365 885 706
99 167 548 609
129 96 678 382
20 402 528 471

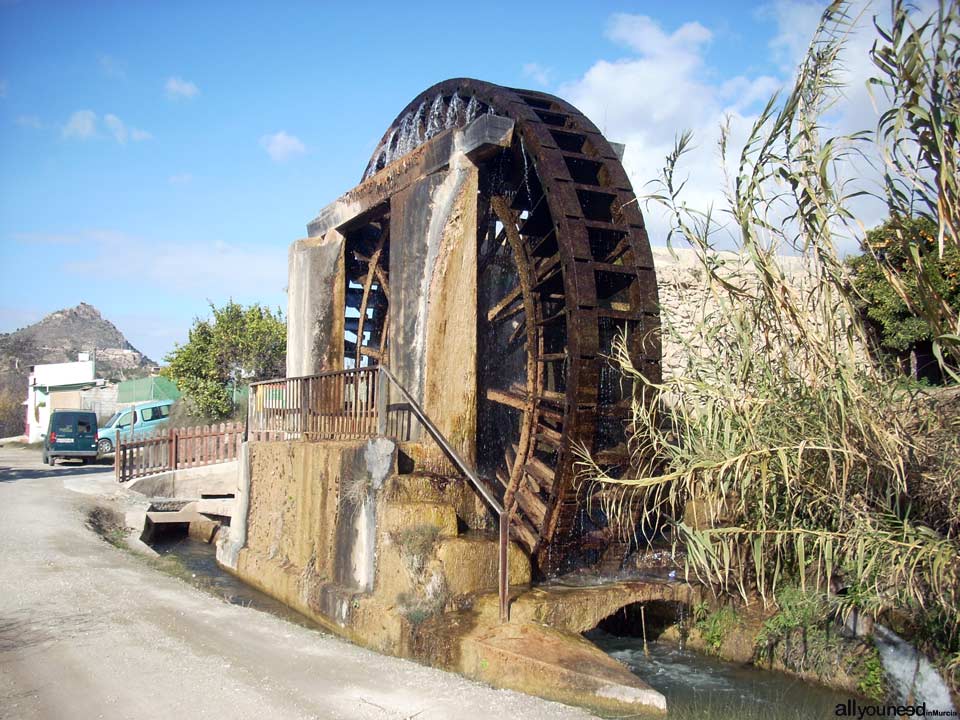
0 445 590 720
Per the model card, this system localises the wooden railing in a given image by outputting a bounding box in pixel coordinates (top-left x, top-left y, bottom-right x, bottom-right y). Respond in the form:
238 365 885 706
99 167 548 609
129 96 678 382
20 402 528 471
247 367 380 441
115 422 244 483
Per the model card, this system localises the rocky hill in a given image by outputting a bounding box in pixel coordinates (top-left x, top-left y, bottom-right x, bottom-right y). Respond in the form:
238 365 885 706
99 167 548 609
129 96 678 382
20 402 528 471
0 303 156 395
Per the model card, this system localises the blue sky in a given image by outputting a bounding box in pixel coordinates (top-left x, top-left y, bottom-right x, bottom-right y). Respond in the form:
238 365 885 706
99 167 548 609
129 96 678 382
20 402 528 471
0 0 881 362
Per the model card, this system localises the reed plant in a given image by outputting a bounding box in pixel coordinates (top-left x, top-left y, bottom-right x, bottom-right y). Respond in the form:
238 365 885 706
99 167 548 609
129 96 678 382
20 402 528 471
578 0 960 682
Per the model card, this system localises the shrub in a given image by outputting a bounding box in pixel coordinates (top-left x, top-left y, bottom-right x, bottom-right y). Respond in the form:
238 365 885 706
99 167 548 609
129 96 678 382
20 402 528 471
848 216 960 378
394 524 440 579
755 588 829 649
0 388 24 438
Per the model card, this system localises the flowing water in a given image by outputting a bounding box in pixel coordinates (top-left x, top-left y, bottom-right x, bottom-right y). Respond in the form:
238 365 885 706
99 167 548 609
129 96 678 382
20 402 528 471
873 624 956 712
363 91 499 181
588 630 851 720
151 535 325 632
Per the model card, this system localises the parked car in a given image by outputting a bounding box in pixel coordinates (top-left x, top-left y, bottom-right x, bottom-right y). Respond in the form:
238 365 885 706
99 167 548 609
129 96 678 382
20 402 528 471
96 399 173 455
42 409 99 465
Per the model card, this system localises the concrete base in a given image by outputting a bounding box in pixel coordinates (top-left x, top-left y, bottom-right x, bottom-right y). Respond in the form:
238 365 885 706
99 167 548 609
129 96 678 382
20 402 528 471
225 437 689 715
460 622 666 715
125 461 238 499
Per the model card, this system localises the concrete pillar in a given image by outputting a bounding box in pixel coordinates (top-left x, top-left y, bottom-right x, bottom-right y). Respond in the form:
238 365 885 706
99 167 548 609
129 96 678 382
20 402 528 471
286 231 346 377
388 162 479 463
216 441 250 571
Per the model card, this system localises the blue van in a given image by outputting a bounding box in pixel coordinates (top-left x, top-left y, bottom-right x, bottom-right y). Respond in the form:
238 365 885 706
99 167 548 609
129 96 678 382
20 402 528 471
97 399 173 455
43 410 99 465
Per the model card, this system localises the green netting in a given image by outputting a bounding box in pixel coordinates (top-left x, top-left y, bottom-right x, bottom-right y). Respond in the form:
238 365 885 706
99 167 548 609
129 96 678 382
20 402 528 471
116 376 181 403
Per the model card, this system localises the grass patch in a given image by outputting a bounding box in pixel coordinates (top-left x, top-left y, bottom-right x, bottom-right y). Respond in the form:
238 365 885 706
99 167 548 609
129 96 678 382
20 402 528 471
755 588 829 649
393 523 440 579
852 646 887 701
396 524 440 559
697 606 740 654
397 573 449 628
86 506 196 584
86 506 129 548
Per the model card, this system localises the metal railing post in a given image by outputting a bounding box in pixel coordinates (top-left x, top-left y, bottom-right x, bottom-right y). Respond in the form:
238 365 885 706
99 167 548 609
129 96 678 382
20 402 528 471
376 367 388 437
499 510 509 622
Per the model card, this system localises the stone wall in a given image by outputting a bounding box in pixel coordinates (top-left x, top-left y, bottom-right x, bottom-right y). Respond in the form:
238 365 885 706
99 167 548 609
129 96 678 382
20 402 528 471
653 247 834 380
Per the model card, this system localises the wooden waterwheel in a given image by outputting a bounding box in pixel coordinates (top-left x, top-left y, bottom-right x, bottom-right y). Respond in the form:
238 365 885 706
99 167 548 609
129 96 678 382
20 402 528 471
359 79 662 575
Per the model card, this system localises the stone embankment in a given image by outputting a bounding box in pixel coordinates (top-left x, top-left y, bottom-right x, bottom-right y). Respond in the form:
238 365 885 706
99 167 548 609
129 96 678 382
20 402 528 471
653 246 827 379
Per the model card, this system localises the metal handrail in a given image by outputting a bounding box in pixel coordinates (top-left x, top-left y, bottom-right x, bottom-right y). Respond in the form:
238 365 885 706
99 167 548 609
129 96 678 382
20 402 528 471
376 365 510 622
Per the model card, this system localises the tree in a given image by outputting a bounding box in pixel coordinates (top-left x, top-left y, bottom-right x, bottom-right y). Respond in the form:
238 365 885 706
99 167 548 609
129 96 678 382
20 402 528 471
848 217 960 381
163 301 286 419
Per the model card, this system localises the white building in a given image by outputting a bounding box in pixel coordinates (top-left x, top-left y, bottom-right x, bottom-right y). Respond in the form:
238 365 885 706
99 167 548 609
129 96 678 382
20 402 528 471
25 353 103 442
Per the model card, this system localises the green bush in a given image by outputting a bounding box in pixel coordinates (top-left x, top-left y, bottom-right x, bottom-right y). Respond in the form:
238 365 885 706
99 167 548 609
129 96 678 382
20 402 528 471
848 216 960 369
755 588 828 648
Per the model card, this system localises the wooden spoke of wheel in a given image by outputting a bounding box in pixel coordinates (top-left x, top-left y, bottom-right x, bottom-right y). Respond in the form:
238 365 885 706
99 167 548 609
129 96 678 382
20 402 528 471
489 196 544 514
353 226 388 367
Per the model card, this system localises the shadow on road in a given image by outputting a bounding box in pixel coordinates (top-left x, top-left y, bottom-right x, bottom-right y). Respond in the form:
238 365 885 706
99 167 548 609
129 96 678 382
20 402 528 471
0 458 114 483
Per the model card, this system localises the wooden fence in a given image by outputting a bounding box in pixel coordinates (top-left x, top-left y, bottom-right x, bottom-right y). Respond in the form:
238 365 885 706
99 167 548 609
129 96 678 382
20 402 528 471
115 422 244 483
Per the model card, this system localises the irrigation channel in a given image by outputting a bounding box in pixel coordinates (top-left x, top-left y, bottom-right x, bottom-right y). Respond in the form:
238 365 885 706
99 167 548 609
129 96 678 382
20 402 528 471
150 533 325 632
588 630 847 719
151 534 870 718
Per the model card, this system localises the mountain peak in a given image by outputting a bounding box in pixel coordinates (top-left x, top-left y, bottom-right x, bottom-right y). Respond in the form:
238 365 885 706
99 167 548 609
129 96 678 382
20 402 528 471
0 302 156 386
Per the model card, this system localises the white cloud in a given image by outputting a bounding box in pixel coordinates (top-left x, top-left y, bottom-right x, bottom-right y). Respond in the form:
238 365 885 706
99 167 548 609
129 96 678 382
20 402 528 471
760 0 894 232
558 14 751 244
168 173 193 185
62 110 97 139
16 114 43 129
104 113 128 143
68 112 151 144
260 131 306 162
522 63 552 87
761 0 825 71
165 76 199 100
59 230 287 297
606 13 713 55
98 54 126 79
557 5 894 250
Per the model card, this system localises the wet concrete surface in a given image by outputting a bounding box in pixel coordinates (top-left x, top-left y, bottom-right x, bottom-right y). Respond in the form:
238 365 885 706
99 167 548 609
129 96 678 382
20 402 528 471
0 445 591 720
